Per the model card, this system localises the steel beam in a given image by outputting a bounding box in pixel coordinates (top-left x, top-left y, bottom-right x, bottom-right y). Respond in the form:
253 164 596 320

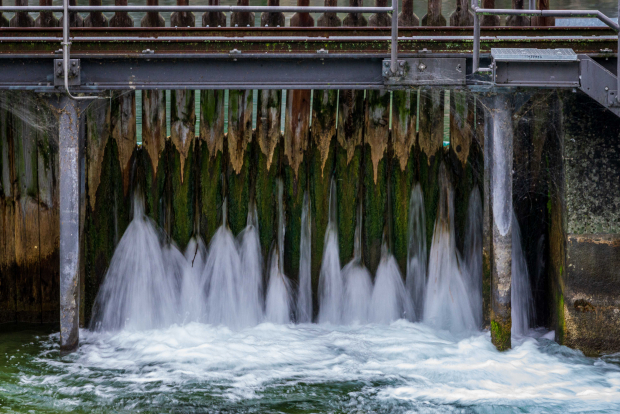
59 94 81 354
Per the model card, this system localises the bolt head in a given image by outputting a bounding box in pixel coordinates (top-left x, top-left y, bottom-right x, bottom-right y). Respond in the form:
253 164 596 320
418 63 426 72
57 61 61 67
606 86 609 91
399 61 404 67
71 61 76 66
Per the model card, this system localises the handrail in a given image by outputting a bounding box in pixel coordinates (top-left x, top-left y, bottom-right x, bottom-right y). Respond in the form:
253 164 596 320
0 2 399 99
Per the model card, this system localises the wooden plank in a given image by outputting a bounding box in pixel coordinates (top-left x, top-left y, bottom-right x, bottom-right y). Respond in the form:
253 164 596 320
84 0 108 27
227 5 254 237
421 0 446 26
398 0 419 26
506 0 530 26
0 0 9 27
227 89 253 236
199 90 225 244
0 92 16 322
202 0 226 27
481 0 500 26
169 0 197 249
363 2 390 274
391 88 417 274
283 3 313 284
531 0 554 27
62 0 83 27
10 0 34 27
37 103 59 323
35 0 59 27
10 95 41 323
309 4 341 317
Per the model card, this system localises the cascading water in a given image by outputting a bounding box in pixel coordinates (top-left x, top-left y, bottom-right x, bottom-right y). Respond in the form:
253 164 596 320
342 203 372 324
264 179 293 324
512 212 535 337
423 165 477 334
181 236 207 322
405 183 427 321
317 178 343 324
237 202 264 326
296 191 312 323
90 194 178 331
369 238 414 324
463 187 483 328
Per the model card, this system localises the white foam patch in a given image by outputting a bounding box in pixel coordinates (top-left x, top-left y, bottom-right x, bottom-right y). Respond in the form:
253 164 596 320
16 322 620 412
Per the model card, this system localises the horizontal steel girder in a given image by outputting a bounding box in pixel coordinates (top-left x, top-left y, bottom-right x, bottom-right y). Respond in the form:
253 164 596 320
0 27 617 57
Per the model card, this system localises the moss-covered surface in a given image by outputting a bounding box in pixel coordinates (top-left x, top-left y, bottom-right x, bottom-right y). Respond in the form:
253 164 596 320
490 318 511 351
84 138 130 326
255 137 279 266
226 141 251 237
199 140 223 245
171 141 195 250
363 144 387 275
391 147 416 275
309 136 336 319
284 159 305 285
335 144 361 266
482 250 491 328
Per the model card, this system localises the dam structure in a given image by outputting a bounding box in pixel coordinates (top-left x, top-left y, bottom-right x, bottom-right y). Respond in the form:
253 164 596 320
0 0 620 411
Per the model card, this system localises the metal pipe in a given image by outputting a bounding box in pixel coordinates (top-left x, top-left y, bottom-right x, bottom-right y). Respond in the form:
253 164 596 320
0 5 393 12
390 0 397 74
529 0 534 10
473 3 480 73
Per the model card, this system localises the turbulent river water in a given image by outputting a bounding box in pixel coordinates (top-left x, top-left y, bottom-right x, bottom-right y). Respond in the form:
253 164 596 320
1 322 620 413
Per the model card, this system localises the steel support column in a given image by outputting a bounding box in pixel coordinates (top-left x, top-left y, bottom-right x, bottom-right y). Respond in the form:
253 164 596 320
59 95 81 354
489 92 512 351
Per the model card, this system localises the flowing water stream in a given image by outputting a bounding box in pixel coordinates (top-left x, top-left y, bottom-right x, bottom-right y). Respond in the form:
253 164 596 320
1 167 619 412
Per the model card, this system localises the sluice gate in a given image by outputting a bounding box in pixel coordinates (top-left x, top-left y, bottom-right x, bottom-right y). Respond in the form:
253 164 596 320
0 0 619 357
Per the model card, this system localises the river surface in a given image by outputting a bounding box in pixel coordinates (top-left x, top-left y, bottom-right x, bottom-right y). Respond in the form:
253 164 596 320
1 321 620 413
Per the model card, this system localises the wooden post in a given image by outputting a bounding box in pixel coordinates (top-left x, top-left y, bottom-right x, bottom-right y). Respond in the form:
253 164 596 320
0 0 9 26
10 0 34 27
82 0 109 326
231 0 254 27
283 2 313 285
531 0 553 27
168 0 197 248
363 0 390 274
62 0 84 27
392 1 418 274
83 0 135 326
59 95 81 353
140 0 165 234
84 0 108 27
421 0 446 26
35 0 58 27
506 0 530 26
398 0 418 26
449 0 473 26
480 0 500 26
202 0 226 27
419 0 445 256
310 2 341 317
199 14 225 243
0 93 13 322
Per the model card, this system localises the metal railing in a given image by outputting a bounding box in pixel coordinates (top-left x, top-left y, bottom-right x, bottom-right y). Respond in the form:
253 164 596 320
470 0 620 100
0 1 397 98
1 1 620 98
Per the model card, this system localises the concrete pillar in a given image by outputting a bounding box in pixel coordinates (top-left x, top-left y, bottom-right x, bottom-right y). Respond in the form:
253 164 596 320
489 93 513 351
59 95 81 354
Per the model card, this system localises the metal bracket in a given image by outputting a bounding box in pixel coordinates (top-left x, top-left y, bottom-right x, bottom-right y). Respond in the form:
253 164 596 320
383 58 466 86
54 58 80 87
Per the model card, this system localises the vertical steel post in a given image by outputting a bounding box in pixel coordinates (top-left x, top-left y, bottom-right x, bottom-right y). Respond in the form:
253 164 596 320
472 0 480 73
59 94 80 354
390 0 398 74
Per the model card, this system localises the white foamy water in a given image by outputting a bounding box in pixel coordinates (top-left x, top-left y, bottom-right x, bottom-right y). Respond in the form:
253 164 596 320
423 165 477 334
16 322 620 413
342 260 373 324
405 183 427 322
370 249 414 324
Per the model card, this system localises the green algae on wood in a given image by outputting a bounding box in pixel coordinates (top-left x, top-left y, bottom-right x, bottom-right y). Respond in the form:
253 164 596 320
226 89 253 236
254 137 280 265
